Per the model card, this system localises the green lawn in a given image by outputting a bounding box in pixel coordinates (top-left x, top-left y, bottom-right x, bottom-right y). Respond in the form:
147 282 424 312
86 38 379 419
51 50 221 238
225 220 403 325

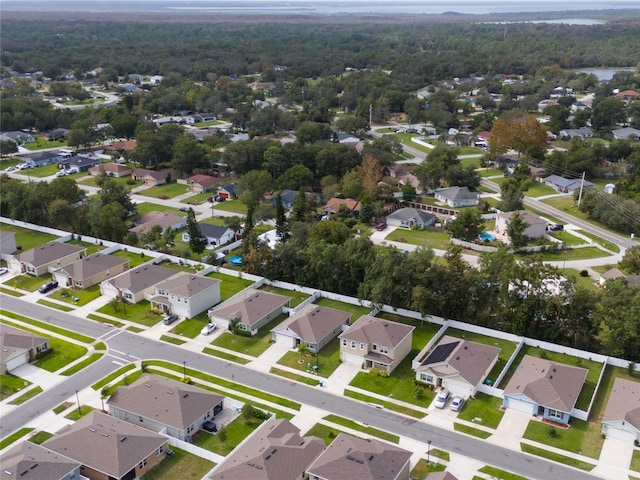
130 202 186 218
205 271 254 301
0 428 34 450
548 230 587 246
137 182 189 199
212 199 248 215
202 347 251 364
515 246 609 262
457 392 505 429
91 364 137 390
453 423 492 439
192 414 266 455
1 158 23 170
160 335 186 345
259 284 310 307
0 285 24 297
499 345 604 411
23 136 68 150
305 423 347 445
3 274 52 292
212 313 288 357
541 196 623 236
1 225 58 251
180 192 213 205
140 447 215 480
9 386 43 405
410 459 446 480
48 284 102 307
460 156 482 168
28 431 54 444
27 163 64 177
524 182 558 198
270 367 320 385
386 228 452 250
0 311 94 343
631 449 640 472
477 168 504 177
80 175 140 191
35 338 87 372
445 328 518 385
0 374 32 401
97 300 161 327
111 249 152 267
324 414 399 443
343 389 425 418
519 444 595 471
36 299 75 311
59 353 103 376
313 297 372 321
575 230 620 253
277 337 342 378
523 418 602 458
563 269 599 291
67 239 108 256
478 466 529 480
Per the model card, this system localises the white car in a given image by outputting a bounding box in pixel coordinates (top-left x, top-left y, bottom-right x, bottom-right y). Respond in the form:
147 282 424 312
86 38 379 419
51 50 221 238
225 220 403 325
450 396 465 412
201 322 217 336
0 267 8 275
434 388 450 409
56 170 67 177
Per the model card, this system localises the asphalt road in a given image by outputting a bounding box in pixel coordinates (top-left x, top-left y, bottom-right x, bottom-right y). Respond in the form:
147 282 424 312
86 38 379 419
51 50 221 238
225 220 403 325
0 294 601 480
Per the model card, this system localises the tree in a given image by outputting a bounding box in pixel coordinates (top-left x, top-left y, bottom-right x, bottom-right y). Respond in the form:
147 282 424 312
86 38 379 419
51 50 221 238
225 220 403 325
186 208 205 254
358 155 384 201
0 140 18 157
620 245 640 274
506 212 530 248
171 134 206 176
238 170 273 209
275 193 289 242
497 178 524 212
445 207 483 241
489 113 547 159
402 184 417 202
341 170 363 200
277 164 314 191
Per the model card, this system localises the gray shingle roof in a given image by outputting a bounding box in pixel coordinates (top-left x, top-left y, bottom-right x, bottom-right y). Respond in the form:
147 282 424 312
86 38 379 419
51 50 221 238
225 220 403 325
271 304 351 344
14 242 85 268
339 316 414 349
306 433 412 480
107 374 224 430
602 378 640 430
58 253 129 281
104 264 177 294
210 288 290 327
386 208 435 225
497 210 546 226
210 418 325 480
154 272 220 298
1 441 80 480
435 186 477 202
44 411 167 479
504 355 588 413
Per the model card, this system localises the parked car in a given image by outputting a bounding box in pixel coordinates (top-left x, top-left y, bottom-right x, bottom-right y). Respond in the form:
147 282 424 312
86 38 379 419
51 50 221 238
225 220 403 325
201 322 217 336
214 196 226 202
38 280 58 294
548 224 564 231
450 396 465 412
5 166 16 172
202 421 217 433
375 222 387 231
179 206 190 212
162 314 178 325
434 388 450 409
0 267 8 275
55 170 67 177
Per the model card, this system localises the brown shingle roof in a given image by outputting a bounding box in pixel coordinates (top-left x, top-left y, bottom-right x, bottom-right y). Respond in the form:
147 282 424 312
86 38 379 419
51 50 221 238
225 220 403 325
602 378 640 430
271 304 350 344
1 324 48 366
104 264 177 294
129 211 185 234
324 198 361 213
210 288 290 327
58 253 129 281
187 174 218 187
14 242 85 268
504 355 588 413
339 316 414 349
107 374 223 431
416 335 500 386
306 433 411 480
210 418 325 480
44 411 167 479
1 441 80 480
154 272 220 298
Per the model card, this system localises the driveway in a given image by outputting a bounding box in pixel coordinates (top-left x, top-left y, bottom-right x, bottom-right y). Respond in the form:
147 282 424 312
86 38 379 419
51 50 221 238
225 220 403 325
488 408 531 446
591 437 635 480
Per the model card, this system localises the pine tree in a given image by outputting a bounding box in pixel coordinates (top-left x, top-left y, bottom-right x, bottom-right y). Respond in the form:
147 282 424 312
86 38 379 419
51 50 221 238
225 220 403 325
186 208 205 254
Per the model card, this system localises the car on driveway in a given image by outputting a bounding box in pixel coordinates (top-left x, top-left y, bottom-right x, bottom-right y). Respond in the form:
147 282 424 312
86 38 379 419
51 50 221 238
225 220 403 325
38 280 58 294
0 267 8 275
55 170 67 177
450 396 465 412
201 322 217 336
434 388 450 409
162 314 178 325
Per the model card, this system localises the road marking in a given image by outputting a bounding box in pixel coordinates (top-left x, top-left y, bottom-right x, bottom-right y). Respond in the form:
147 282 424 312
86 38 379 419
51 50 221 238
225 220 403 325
100 330 122 342
110 349 141 361
112 360 124 366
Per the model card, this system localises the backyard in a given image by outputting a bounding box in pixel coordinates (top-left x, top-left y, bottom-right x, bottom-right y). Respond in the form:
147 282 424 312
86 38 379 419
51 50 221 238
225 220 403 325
313 297 373 321
2 225 58 251
385 228 452 250
192 413 264 456
259 284 310 308
139 447 214 480
111 249 153 268
205 271 254 301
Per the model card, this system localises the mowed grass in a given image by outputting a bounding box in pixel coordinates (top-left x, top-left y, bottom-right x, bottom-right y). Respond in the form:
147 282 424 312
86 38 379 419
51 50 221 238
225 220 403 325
110 249 152 267
137 182 188 199
80 175 141 191
523 182 557 198
132 447 215 480
542 196 623 236
48 284 102 306
192 414 266 455
97 300 161 326
212 313 288 357
520 444 595 471
35 338 88 372
524 417 602 459
343 389 426 418
3 274 52 292
324 414 399 443
0 225 58 251
0 428 34 450
454 423 492 439
457 392 505 429
0 374 32 401
515 246 609 262
386 228 452 250
313 297 373 322
8 386 43 405
277 336 342 378
212 199 247 215
205 271 254 301
259 284 310 307
305 423 347 445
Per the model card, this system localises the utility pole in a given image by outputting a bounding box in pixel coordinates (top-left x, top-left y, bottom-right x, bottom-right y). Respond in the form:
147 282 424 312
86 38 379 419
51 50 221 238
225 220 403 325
369 103 372 125
577 171 586 207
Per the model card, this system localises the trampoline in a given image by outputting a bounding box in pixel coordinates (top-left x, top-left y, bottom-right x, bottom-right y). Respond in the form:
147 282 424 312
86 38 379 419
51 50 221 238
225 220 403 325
229 256 243 266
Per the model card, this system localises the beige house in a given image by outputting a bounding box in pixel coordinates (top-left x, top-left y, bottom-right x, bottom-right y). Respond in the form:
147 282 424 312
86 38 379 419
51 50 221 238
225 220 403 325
52 253 129 290
100 264 177 303
323 198 361 216
132 167 177 186
414 335 500 397
210 418 325 480
271 304 351 352
1 324 49 374
7 242 86 276
306 433 412 480
495 210 547 240
338 316 414 374
44 411 169 480
208 288 291 335
601 378 640 442
150 272 221 319
1 441 81 480
0 230 17 256
185 174 218 193
434 186 479 207
108 374 224 441
129 211 186 236
88 162 133 178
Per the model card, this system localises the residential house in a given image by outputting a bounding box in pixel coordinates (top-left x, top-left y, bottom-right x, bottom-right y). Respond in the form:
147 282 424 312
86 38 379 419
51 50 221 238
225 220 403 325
150 272 221 319
270 190 299 210
559 127 593 139
434 186 479 208
495 210 547 240
187 113 218 125
181 223 235 247
612 127 640 141
7 242 86 276
58 155 101 172
271 304 351 352
217 183 237 200
0 230 17 256
386 208 436 229
207 288 290 335
131 167 178 186
42 128 69 141
52 253 129 290
336 132 360 145
209 417 325 480
104 140 137 155
601 378 640 442
615 90 640 100
100 264 177 303
414 335 500 398
186 174 218 193
44 411 169 480
502 355 588 425
1 441 81 480
338 316 414 374
598 268 640 288
21 150 64 167
0 131 35 145
88 162 132 178
129 211 186 236
306 433 412 480
389 165 421 192
323 198 361 216
0 324 49 374
541 175 594 194
424 473 459 480
107 374 224 441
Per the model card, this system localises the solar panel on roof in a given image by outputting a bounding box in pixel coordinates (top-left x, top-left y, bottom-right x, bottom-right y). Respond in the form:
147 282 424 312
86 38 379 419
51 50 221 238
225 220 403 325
421 341 459 365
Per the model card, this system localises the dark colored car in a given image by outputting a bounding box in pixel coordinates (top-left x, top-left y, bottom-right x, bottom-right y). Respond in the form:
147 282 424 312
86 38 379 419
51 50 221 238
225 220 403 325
162 314 178 325
39 280 58 294
375 222 387 231
202 421 217 432
548 224 564 231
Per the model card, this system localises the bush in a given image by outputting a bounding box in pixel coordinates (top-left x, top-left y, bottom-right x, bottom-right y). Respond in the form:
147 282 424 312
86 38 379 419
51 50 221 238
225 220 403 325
126 178 137 185
579 270 589 277
547 426 559 438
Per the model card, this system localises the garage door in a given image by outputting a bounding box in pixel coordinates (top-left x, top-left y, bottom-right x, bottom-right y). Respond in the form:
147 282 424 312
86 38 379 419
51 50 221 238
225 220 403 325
604 425 638 442
445 379 473 398
5 352 29 372
505 397 535 415
341 352 363 367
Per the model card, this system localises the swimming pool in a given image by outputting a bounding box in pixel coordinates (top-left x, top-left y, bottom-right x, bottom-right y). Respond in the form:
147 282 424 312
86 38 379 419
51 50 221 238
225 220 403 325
478 233 496 241
229 256 243 266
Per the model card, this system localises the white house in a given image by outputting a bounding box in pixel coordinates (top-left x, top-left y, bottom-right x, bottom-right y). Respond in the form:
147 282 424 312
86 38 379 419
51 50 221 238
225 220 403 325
601 378 640 443
434 186 478 207
149 272 221 319
182 224 235 247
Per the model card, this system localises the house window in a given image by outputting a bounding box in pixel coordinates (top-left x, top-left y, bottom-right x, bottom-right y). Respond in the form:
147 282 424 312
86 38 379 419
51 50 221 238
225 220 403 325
139 416 144 422
342 339 347 347
139 459 147 469
76 281 82 287
372 344 377 351
420 373 434 383
547 409 563 419
125 293 133 300
360 343 364 350
156 446 163 455
351 341 356 349
379 346 389 354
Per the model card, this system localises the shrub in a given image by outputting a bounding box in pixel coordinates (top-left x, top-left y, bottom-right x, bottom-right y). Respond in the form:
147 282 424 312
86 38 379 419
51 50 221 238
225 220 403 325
579 270 589 277
547 426 559 438
126 178 137 185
